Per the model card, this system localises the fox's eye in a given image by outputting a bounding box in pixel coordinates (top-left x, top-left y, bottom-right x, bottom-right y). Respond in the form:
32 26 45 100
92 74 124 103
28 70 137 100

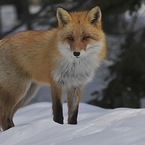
83 36 90 40
67 36 74 41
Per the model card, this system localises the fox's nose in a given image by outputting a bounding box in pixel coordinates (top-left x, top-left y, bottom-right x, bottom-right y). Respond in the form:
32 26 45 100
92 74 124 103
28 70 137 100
73 52 80 57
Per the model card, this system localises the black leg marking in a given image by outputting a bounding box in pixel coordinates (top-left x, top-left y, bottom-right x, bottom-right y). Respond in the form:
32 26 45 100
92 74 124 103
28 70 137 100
53 99 63 124
68 106 79 124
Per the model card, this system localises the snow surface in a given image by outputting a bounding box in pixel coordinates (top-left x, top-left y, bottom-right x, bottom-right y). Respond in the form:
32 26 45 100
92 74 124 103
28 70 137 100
0 102 145 145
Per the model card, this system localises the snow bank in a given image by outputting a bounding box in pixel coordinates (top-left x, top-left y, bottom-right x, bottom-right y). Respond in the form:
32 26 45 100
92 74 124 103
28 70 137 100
0 103 145 145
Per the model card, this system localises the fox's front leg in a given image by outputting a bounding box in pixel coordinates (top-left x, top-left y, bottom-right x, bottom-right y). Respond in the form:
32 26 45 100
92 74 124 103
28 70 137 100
51 82 63 124
67 87 82 124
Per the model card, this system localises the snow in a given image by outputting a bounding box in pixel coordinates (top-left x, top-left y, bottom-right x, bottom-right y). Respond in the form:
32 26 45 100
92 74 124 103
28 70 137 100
0 102 145 145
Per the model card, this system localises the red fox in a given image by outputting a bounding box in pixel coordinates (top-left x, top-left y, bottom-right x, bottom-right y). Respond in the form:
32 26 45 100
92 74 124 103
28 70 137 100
0 6 106 131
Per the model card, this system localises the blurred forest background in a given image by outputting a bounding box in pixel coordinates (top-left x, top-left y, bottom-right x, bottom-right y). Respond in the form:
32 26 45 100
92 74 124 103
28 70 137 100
0 0 145 108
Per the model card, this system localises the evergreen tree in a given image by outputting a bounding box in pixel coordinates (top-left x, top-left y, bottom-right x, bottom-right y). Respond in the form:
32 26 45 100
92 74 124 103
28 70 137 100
88 0 145 108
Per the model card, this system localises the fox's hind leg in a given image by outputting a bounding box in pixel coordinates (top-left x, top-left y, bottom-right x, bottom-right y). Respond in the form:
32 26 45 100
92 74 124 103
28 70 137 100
0 87 15 131
12 82 40 117
0 82 29 131
0 106 15 131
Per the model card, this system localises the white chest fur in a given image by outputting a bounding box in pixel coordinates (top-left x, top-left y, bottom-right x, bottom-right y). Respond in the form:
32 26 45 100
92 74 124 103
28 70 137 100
52 54 100 88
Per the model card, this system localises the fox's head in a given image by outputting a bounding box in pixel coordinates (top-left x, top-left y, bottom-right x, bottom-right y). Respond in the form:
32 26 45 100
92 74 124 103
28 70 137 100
56 6 106 60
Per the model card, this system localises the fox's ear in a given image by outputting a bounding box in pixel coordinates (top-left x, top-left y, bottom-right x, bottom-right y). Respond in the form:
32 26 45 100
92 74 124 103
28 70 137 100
56 7 71 27
87 6 101 26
